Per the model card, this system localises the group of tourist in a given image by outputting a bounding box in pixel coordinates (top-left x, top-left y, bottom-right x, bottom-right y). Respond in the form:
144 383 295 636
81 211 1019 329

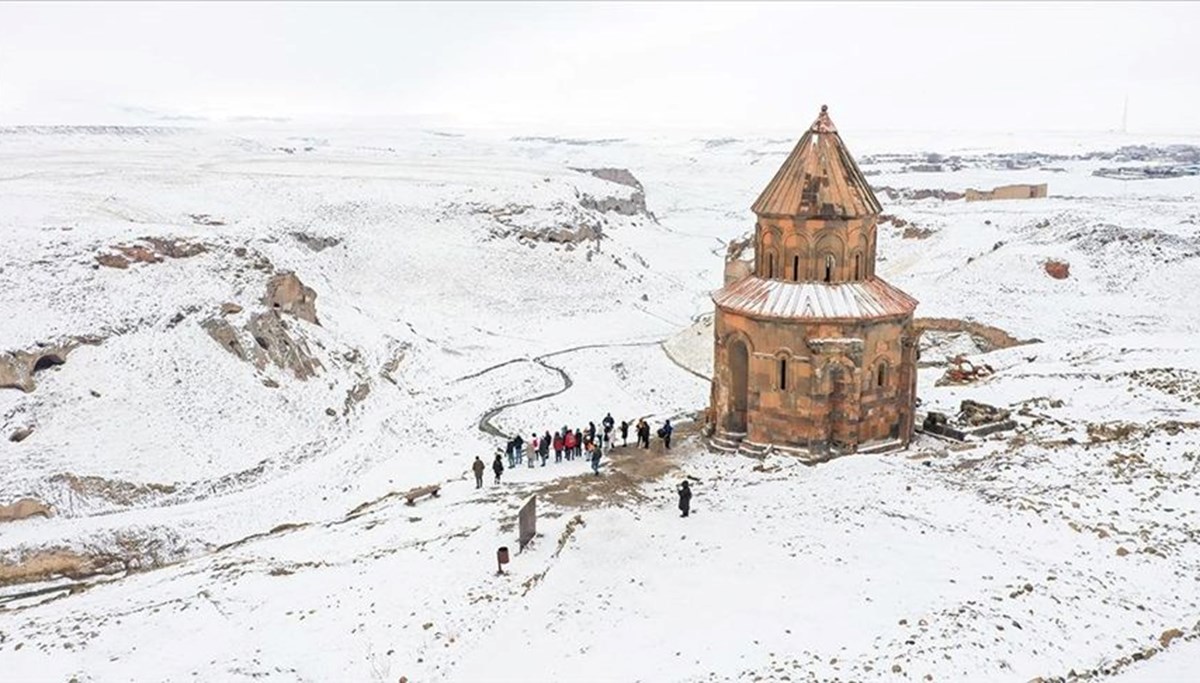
471 413 676 487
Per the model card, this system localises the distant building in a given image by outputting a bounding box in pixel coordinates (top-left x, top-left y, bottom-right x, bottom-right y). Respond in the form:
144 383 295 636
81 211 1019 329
708 106 920 460
964 184 1048 202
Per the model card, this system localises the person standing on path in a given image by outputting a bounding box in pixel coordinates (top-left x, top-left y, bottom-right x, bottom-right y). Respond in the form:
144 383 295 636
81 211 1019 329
564 429 576 461
602 413 615 444
619 420 630 447
541 431 552 466
553 431 564 463
677 480 692 517
659 420 674 450
493 453 505 484
505 443 515 470
590 442 602 475
574 428 584 459
638 419 651 449
473 456 485 489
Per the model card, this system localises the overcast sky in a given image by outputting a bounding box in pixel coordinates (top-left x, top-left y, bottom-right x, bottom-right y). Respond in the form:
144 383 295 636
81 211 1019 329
1 1 1196 134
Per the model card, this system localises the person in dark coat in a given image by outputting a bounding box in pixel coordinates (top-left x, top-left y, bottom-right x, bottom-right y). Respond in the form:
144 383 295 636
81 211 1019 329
602 413 615 443
677 480 692 517
638 419 651 449
541 431 552 466
473 456 485 488
574 428 584 458
659 420 674 450
492 454 504 484
619 420 630 447
590 442 602 475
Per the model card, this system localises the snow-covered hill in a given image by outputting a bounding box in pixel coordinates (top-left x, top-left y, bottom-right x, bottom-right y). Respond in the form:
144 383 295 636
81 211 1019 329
1 124 1199 682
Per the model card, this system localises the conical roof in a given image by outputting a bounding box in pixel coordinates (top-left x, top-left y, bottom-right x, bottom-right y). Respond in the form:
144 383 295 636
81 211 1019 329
752 105 881 219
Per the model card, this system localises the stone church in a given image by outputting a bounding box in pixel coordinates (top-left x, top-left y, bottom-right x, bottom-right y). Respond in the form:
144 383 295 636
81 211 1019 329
709 105 920 459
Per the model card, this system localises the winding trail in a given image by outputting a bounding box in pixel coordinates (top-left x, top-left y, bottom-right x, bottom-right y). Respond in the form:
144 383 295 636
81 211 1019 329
461 340 668 439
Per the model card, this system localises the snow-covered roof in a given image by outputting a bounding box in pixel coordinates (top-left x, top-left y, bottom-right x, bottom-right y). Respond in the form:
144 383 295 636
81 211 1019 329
752 105 882 219
713 275 917 321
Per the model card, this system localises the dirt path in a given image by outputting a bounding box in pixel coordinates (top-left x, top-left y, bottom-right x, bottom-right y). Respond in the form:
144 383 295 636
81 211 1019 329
463 340 665 439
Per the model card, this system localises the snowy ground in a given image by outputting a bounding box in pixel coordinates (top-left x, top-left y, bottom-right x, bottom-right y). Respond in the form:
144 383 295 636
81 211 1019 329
1 124 1200 682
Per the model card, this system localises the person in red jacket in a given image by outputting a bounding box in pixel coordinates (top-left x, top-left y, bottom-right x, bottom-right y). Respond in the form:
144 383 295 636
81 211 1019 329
564 430 577 461
553 431 565 463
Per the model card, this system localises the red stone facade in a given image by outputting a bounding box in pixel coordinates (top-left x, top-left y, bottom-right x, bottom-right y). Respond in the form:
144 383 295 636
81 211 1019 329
709 106 920 459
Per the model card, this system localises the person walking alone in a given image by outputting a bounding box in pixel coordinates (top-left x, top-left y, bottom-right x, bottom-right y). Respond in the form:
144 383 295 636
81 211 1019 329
677 480 692 517
492 453 505 484
472 456 485 489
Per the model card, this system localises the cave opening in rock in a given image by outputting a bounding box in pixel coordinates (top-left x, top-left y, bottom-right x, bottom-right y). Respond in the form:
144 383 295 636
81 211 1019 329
33 354 65 373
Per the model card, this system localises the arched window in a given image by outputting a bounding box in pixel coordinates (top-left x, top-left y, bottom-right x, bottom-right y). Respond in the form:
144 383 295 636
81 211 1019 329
823 254 835 283
767 253 776 279
792 255 800 282
854 253 862 279
876 363 887 388
779 358 788 391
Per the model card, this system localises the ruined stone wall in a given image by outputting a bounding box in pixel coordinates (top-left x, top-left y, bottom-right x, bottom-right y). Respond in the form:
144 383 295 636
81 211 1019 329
964 184 1048 202
711 307 917 450
753 215 878 283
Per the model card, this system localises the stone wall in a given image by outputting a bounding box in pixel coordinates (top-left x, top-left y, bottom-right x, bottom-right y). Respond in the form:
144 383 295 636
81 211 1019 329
964 184 1048 202
711 307 919 452
753 215 878 283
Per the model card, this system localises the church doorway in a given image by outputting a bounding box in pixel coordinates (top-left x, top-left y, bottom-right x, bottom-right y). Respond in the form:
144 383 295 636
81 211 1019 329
729 340 749 432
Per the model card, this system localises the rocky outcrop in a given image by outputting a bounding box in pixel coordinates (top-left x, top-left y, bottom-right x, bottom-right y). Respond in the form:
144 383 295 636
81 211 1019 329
247 311 322 379
9 425 34 443
1044 260 1071 279
291 232 343 252
202 272 323 380
0 498 53 524
573 168 654 219
473 202 604 245
203 312 322 380
263 272 319 325
95 237 209 269
0 343 75 393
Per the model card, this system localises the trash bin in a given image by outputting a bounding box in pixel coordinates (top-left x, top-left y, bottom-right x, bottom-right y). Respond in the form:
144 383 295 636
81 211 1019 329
497 546 510 574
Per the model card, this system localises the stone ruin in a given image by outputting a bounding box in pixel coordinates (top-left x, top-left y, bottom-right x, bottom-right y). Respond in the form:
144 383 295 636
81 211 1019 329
921 399 1016 441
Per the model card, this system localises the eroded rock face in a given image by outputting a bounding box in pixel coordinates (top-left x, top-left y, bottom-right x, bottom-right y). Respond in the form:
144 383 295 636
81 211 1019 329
247 311 322 380
202 312 322 380
0 498 53 524
95 237 209 269
0 344 74 393
264 272 319 325
9 426 34 443
573 167 654 219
